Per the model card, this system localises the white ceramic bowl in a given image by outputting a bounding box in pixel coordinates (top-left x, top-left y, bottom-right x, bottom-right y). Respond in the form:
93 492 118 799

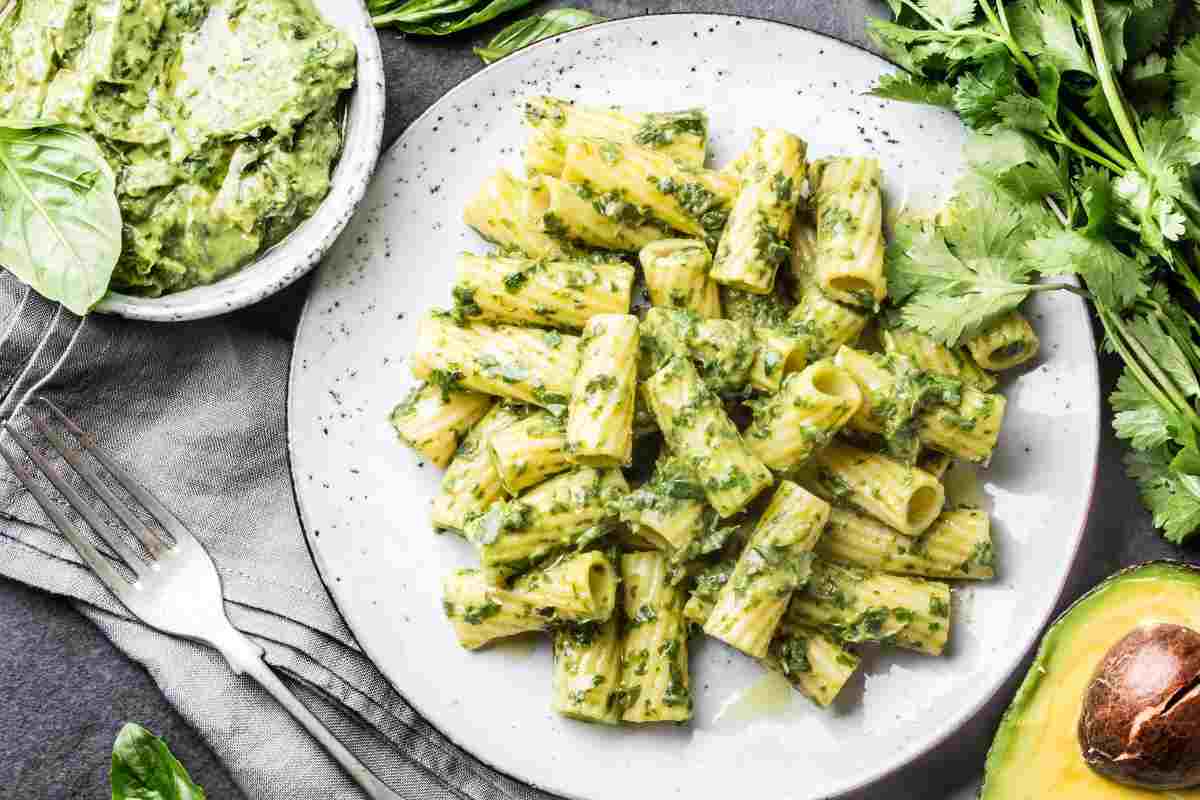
94 1 385 322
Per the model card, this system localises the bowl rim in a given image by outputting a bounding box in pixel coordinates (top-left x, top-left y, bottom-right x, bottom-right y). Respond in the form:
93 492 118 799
92 0 385 322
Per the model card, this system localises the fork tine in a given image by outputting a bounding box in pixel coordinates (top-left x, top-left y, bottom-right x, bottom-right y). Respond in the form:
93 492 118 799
24 410 167 560
4 422 148 576
0 442 132 589
38 397 196 547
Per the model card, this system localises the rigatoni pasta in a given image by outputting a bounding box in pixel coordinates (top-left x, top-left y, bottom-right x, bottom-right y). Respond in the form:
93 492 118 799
704 482 829 658
616 551 692 723
812 157 886 307
412 313 579 411
643 355 773 517
710 128 806 293
639 239 722 318
453 253 633 330
390 382 492 469
398 98 1027 725
567 314 639 467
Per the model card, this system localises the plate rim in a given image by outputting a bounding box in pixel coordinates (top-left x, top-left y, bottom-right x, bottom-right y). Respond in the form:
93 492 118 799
286 12 1101 797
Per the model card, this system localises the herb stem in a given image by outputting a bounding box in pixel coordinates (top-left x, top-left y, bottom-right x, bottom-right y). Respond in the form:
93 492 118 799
1101 309 1200 433
1063 109 1135 171
1079 0 1145 169
1044 130 1125 173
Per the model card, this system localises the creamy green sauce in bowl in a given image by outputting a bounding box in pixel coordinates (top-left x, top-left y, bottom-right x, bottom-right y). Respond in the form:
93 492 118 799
0 0 357 297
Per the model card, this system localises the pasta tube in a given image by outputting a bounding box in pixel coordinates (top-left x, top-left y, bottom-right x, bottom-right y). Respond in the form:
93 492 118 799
812 158 886 307
552 619 623 724
764 621 860 707
882 323 996 391
469 467 628 583
789 560 952 655
443 552 618 650
745 359 863 473
721 285 793 329
785 203 819 298
614 455 710 554
711 128 807 294
431 403 526 532
488 411 571 494
529 174 667 252
785 284 869 372
817 507 995 580
834 346 1005 463
390 382 492 469
965 311 1040 371
462 169 564 259
616 552 692 723
750 327 800 394
639 239 722 318
453 253 634 330
916 449 954 480
561 139 738 244
812 441 945 536
524 97 708 170
637 307 755 393
683 559 734 626
704 482 830 658
525 130 567 177
643 356 773 517
411 313 579 412
567 314 639 467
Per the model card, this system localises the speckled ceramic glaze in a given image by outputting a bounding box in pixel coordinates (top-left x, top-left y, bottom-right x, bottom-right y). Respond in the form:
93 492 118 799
93 0 385 322
288 15 1100 800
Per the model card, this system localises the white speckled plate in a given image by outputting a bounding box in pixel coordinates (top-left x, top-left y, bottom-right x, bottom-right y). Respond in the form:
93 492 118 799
94 0 385 322
288 14 1099 800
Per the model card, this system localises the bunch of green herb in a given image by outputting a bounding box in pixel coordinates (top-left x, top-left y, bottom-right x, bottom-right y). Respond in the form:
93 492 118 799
869 0 1200 542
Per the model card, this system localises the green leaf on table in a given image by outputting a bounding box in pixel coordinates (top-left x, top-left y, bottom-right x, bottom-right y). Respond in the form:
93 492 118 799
371 0 536 34
110 723 206 800
1112 369 1182 449
1126 446 1200 544
964 127 1070 204
869 72 955 107
475 8 604 64
1026 229 1148 311
0 121 121 316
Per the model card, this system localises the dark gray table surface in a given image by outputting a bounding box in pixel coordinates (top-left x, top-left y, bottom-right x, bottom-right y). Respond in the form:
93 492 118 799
3 2 1197 798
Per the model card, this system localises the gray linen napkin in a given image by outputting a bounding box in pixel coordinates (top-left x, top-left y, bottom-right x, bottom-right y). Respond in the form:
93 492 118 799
0 269 555 800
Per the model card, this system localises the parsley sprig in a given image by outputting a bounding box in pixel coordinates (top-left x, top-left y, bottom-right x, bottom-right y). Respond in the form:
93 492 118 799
871 0 1200 542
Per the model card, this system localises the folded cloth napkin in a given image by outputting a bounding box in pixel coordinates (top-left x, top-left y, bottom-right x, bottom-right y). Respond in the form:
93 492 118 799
0 270 556 800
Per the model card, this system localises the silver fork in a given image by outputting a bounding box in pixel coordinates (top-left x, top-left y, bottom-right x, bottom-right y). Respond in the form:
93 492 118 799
1 399 401 800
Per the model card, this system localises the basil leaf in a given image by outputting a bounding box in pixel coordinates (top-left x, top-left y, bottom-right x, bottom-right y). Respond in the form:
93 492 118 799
371 0 536 34
475 8 605 63
110 723 207 800
0 121 120 315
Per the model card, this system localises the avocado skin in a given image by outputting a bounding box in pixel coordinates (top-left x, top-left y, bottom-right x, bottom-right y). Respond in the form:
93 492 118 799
981 561 1200 799
1078 623 1200 790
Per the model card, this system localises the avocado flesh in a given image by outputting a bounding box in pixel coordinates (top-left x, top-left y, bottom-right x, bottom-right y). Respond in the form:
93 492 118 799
982 562 1200 800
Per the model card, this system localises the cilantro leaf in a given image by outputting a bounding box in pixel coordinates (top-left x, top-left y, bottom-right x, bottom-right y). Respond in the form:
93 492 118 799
1124 0 1177 65
1009 0 1095 77
887 186 1045 343
1026 229 1149 310
953 56 1021 129
871 72 955 106
963 127 1070 204
1111 369 1181 449
918 0 976 28
1096 0 1133 73
1173 35 1200 139
1127 313 1200 398
1126 446 1200 543
1077 165 1117 236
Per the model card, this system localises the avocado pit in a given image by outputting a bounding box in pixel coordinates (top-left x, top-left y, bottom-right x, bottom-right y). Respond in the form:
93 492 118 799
1078 623 1200 790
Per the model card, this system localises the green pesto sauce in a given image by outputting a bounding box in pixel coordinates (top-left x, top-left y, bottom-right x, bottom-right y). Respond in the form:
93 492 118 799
0 0 356 296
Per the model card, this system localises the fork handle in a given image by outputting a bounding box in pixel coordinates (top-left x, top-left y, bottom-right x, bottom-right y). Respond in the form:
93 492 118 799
212 626 403 800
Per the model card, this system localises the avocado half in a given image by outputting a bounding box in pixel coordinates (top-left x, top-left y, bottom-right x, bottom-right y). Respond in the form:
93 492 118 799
981 561 1200 799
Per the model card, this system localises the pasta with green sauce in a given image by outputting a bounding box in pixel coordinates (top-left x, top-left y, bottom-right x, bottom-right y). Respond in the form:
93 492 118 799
390 97 1030 722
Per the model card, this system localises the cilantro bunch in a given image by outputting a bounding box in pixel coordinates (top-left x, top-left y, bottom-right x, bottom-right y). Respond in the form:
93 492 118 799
869 0 1200 542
